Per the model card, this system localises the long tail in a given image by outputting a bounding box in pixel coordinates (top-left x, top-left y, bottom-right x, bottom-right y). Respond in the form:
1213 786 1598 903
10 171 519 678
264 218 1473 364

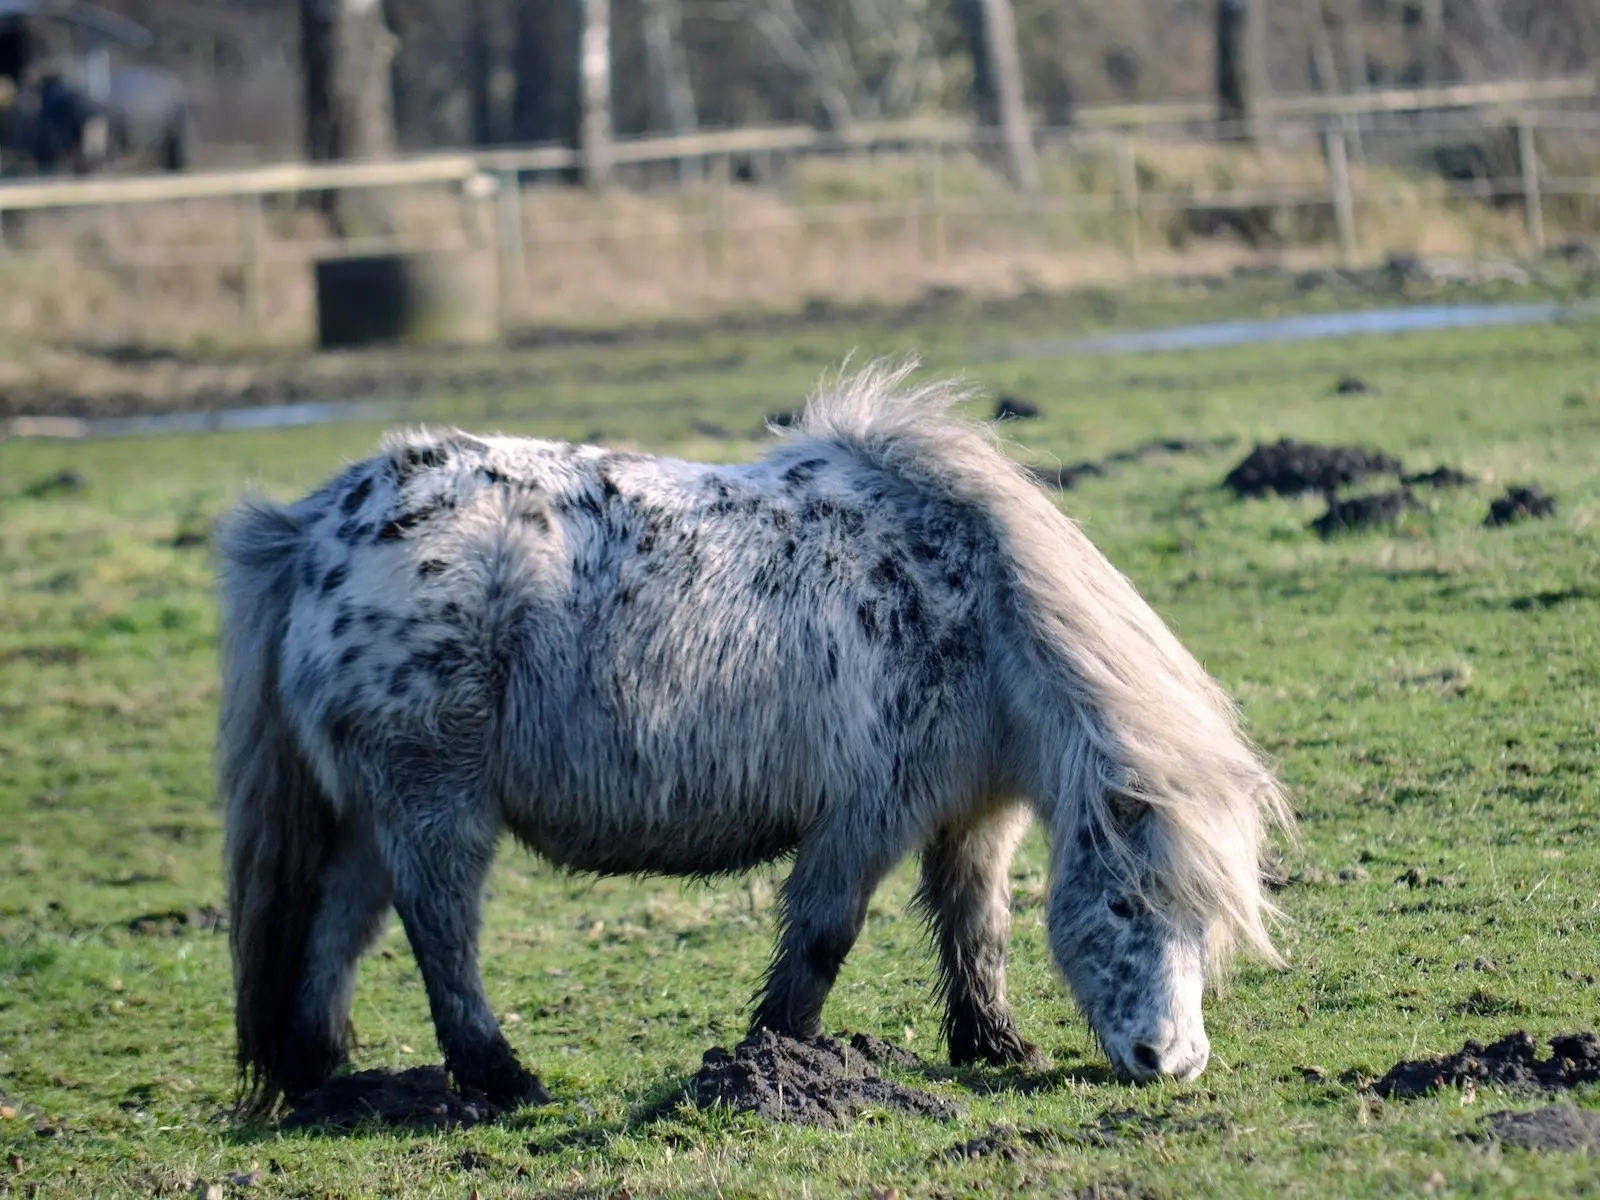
216 498 337 1113
795 360 1294 966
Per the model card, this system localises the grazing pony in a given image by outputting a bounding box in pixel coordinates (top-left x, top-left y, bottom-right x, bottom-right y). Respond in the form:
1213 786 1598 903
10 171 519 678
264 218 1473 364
219 362 1291 1113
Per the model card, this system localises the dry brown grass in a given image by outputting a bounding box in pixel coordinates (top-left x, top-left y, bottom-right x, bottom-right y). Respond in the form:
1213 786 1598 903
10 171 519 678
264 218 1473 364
0 134 1592 351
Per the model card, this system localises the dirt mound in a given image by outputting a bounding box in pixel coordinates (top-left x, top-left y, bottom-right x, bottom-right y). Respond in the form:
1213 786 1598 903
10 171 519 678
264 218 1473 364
1375 1031 1600 1099
1334 376 1378 395
1402 466 1476 489
21 469 86 500
1485 485 1557 527
661 1030 958 1128
1478 1105 1600 1152
941 1105 1228 1162
1022 436 1236 491
1309 489 1416 538
1223 438 1403 498
282 1067 501 1130
994 395 1040 420
127 906 226 936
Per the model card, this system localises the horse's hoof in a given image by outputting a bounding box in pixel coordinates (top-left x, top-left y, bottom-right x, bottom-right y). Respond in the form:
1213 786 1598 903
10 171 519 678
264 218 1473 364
506 1072 553 1109
951 1031 1047 1070
480 1066 552 1110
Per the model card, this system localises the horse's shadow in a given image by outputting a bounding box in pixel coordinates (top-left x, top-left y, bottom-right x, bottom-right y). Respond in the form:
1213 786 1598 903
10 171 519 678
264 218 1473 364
228 1040 1104 1143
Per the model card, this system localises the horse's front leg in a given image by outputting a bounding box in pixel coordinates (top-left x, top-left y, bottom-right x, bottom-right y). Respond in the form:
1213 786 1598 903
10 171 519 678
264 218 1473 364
378 796 550 1110
749 812 911 1040
917 803 1043 1068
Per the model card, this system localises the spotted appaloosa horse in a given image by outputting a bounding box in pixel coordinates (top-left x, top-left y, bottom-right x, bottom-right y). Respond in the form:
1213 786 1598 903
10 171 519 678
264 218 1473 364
218 362 1291 1113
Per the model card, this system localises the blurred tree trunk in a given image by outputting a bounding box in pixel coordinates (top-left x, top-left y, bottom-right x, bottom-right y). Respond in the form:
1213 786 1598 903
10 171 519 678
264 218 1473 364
641 0 697 138
300 0 397 231
1420 0 1444 82
301 0 396 161
1216 0 1267 140
957 0 1039 192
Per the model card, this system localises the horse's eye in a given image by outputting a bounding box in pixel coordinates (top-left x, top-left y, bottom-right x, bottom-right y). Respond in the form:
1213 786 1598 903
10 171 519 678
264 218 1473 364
1107 897 1137 920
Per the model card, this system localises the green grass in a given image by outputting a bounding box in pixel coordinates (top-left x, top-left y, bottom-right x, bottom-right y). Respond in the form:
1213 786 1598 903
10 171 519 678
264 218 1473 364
2 300 1600 1198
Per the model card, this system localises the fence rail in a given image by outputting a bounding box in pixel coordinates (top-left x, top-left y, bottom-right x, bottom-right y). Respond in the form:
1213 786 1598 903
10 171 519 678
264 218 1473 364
0 74 1596 339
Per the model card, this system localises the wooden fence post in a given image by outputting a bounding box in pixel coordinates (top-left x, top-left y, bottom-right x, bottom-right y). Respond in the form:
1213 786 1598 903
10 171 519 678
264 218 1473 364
918 139 946 263
579 0 614 188
241 193 265 334
495 170 526 307
1114 129 1142 265
1324 126 1357 263
1517 114 1544 257
706 152 730 273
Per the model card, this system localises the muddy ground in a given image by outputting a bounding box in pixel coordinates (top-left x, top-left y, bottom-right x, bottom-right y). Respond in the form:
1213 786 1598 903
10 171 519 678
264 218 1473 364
657 1030 958 1129
1023 436 1237 491
283 1067 502 1131
1477 1105 1600 1152
1485 485 1558 527
1222 439 1406 499
1375 1030 1600 1099
1308 489 1418 538
941 1104 1229 1163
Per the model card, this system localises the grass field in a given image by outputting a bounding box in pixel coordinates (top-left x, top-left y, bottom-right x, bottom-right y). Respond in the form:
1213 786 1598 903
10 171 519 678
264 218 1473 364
2 298 1599 1197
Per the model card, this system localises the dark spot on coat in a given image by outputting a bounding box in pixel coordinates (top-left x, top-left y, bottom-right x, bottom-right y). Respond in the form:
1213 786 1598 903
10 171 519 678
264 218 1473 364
388 664 413 697
857 602 880 641
321 563 349 595
337 645 363 668
419 641 467 675
377 497 452 542
418 559 447 579
518 507 550 533
331 605 353 639
393 443 448 483
782 457 827 487
340 477 373 515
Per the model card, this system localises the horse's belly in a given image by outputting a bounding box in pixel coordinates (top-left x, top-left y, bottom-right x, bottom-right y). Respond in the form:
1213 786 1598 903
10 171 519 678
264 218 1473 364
505 793 806 878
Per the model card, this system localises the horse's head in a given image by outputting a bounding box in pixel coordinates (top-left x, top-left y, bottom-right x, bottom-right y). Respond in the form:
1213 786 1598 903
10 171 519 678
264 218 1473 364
1047 808 1211 1082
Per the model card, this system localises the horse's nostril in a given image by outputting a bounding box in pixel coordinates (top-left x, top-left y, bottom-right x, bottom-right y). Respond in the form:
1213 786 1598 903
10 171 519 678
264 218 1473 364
1132 1042 1162 1074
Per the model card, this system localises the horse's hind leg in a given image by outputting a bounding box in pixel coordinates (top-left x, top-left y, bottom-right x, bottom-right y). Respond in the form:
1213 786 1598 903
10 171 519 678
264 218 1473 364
281 818 392 1100
750 815 914 1041
376 785 550 1109
917 804 1041 1067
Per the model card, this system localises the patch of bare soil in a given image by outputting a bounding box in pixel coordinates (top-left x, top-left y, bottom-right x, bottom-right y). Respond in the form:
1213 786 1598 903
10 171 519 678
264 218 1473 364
657 1030 958 1129
126 906 226 937
1402 466 1476 489
1476 1105 1600 1151
1309 489 1418 538
994 395 1040 420
1375 1031 1600 1099
282 1067 501 1131
1023 436 1237 491
942 1105 1229 1161
1222 438 1404 498
19 469 86 499
1484 485 1557 527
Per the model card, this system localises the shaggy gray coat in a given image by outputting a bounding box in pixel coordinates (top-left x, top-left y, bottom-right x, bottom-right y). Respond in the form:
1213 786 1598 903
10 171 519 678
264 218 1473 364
218 363 1290 1112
